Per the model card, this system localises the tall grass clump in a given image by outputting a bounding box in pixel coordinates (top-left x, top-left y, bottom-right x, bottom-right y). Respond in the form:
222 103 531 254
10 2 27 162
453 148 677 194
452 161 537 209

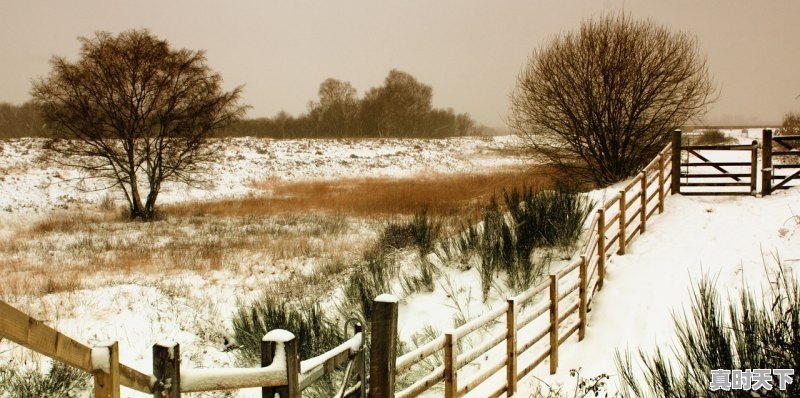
0 361 88 398
231 295 344 365
506 186 592 250
377 208 442 254
343 249 397 322
469 186 592 299
615 266 799 397
377 209 443 294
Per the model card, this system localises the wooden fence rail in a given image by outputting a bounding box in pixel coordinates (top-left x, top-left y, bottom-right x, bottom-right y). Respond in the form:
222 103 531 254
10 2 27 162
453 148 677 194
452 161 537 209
380 142 674 398
762 129 800 195
0 299 366 398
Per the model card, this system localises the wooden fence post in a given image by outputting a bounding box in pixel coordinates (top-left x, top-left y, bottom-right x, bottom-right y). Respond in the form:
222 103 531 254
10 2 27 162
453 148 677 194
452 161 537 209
618 190 627 255
369 294 398 398
444 331 458 398
506 298 517 396
640 171 647 233
657 153 665 213
549 274 559 374
354 323 366 398
93 342 120 398
153 343 180 398
596 209 606 290
671 129 682 195
750 140 759 195
578 255 588 341
762 129 773 196
262 329 300 398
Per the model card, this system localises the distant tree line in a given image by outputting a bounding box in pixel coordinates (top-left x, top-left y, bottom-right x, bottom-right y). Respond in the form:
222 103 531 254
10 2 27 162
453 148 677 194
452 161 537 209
0 102 47 138
221 69 483 138
0 69 484 139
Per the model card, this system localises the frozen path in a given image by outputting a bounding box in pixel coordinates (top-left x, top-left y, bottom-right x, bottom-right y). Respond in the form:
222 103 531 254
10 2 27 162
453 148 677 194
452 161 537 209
520 188 800 393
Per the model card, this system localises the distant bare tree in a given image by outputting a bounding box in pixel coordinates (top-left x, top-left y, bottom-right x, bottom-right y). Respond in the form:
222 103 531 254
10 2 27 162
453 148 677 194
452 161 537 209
361 69 433 137
309 78 359 136
32 30 246 220
510 14 716 185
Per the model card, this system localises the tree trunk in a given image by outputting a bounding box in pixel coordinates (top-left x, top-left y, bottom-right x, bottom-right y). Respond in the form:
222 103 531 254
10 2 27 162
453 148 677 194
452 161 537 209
143 185 159 221
127 173 146 220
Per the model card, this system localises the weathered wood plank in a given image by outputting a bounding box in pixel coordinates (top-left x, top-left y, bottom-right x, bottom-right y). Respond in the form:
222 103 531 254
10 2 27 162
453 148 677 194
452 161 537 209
444 332 457 398
93 342 120 398
0 300 92 372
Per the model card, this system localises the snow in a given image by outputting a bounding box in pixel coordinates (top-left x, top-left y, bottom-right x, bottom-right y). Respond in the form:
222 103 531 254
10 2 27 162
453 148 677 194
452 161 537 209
300 332 362 374
180 364 287 392
91 343 114 373
181 331 289 392
262 329 295 343
0 135 526 397
374 293 398 303
0 136 527 216
3 130 798 397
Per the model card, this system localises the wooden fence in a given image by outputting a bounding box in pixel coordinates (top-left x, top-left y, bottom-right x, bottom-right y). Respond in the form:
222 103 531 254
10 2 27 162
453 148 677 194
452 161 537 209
0 299 366 397
370 144 674 398
762 129 800 195
672 130 758 196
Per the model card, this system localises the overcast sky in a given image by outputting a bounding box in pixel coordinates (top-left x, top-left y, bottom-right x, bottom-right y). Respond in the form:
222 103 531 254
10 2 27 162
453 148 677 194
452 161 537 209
1 0 799 127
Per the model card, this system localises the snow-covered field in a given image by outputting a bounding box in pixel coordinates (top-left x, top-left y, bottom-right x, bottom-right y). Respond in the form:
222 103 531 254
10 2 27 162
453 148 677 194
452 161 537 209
0 135 530 397
1 131 797 397
0 136 525 215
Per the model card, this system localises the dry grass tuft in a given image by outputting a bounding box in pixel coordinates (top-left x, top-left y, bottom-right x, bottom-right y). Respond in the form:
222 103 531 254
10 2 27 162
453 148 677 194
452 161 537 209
166 167 559 222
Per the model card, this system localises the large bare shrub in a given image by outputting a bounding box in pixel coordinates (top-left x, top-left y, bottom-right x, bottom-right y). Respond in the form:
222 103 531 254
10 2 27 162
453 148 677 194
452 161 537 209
32 29 246 220
510 14 715 185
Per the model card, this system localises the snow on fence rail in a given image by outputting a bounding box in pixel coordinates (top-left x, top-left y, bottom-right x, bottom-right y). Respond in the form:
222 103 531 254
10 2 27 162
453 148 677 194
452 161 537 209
383 143 674 398
0 298 365 397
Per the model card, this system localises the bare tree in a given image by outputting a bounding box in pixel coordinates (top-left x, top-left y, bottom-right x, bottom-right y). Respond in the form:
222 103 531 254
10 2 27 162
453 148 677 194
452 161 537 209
31 30 246 220
308 78 359 136
510 14 715 185
361 69 433 137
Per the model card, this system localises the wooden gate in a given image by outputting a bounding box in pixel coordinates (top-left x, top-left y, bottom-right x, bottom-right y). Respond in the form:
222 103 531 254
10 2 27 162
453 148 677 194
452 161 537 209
762 129 800 195
671 130 758 196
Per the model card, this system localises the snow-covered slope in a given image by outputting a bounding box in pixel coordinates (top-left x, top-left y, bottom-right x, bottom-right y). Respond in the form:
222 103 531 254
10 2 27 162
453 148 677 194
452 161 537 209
520 187 800 394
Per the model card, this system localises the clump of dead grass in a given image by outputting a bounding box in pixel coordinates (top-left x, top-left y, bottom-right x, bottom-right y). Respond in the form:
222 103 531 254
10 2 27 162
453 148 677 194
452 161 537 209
166 167 558 223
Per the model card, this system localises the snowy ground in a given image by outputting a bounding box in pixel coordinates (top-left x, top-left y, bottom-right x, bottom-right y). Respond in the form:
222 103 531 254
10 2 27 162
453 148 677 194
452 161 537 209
0 135 529 397
519 131 800 395
0 135 525 216
1 130 796 397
